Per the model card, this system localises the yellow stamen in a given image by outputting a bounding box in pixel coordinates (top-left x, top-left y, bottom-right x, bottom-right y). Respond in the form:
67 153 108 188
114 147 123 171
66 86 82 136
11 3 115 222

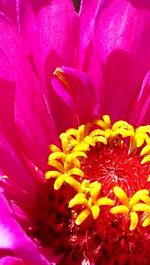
66 152 87 163
91 182 101 201
65 128 79 138
69 194 88 208
65 176 81 192
68 181 114 224
68 168 84 177
54 176 65 190
45 171 60 179
90 129 105 137
130 189 149 207
91 205 100 219
48 152 66 161
110 205 129 214
94 115 111 130
141 195 150 205
103 115 111 127
104 129 112 138
48 160 64 172
112 129 134 138
113 186 130 208
96 197 114 206
77 125 85 141
59 133 69 151
112 121 133 131
136 136 145 148
135 126 150 147
142 214 150 227
73 141 89 152
141 155 150 164
140 144 150 156
132 203 150 213
92 136 107 145
130 212 138 231
147 175 150 182
50 144 61 152
84 135 95 146
75 209 90 225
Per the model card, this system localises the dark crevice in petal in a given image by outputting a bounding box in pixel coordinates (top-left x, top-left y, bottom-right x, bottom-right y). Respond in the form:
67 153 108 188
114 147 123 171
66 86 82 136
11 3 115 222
73 0 81 12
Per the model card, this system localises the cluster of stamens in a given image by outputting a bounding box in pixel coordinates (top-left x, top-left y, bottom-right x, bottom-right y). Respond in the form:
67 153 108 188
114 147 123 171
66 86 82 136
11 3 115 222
45 115 150 231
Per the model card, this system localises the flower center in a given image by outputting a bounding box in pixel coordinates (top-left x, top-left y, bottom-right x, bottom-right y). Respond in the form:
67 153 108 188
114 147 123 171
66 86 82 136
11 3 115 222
43 115 150 264
81 143 149 195
45 115 150 231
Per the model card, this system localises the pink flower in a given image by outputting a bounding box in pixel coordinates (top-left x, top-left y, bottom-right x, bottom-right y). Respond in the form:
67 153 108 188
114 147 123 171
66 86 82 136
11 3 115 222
0 0 150 264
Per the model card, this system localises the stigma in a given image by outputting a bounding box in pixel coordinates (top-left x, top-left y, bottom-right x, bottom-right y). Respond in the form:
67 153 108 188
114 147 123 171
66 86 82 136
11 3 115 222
45 115 150 231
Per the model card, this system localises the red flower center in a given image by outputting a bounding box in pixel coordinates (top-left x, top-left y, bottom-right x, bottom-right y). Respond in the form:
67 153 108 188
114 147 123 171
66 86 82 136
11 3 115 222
81 143 149 195
35 116 150 264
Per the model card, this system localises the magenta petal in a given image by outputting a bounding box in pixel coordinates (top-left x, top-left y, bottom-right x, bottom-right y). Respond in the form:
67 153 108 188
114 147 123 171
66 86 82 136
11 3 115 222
0 50 15 141
0 193 50 265
94 0 150 70
95 0 150 120
0 78 15 139
0 13 57 170
0 133 34 188
80 0 150 121
15 70 57 171
0 256 26 265
128 0 150 9
79 0 103 98
129 70 150 126
31 0 79 76
51 67 96 133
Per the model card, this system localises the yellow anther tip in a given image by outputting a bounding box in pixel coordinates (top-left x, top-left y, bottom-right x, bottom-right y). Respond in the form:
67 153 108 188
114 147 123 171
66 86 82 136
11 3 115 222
91 183 101 200
132 203 150 213
129 212 138 231
69 192 87 207
114 186 122 193
142 216 150 227
110 205 129 214
49 144 60 152
141 155 150 164
130 189 149 207
45 172 50 180
103 115 111 125
96 197 114 207
113 186 130 207
140 145 150 156
91 205 100 220
75 210 90 225
45 170 60 179
147 176 150 182
54 177 64 190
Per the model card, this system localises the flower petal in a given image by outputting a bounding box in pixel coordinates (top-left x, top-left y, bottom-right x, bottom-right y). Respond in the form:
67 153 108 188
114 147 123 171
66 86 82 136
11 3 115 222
51 67 96 133
0 13 57 170
0 193 50 265
80 0 150 121
29 0 79 75
0 256 26 265
0 50 15 141
129 70 150 126
79 0 103 99
0 132 37 194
